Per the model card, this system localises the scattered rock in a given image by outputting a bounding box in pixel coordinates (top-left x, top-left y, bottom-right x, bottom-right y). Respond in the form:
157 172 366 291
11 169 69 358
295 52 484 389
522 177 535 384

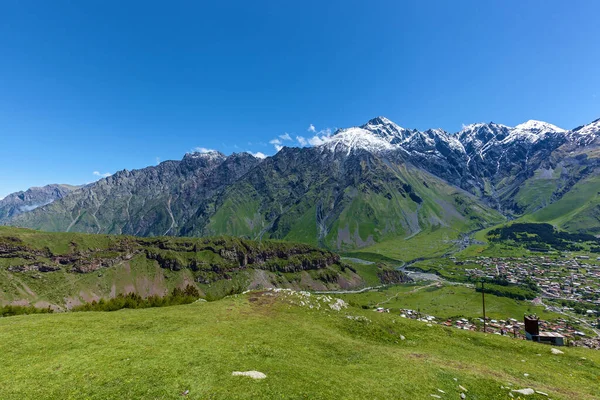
430 395 441 399
512 388 535 395
523 373 529 377
427 323 433 327
437 389 445 393
459 385 467 392
232 371 267 379
460 393 466 399
400 335 406 340
181 390 189 396
328 298 347 311
550 348 564 355
535 391 549 397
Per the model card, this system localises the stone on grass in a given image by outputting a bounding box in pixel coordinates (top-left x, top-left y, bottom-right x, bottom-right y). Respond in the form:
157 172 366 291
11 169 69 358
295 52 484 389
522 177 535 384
232 371 267 379
512 388 535 395
459 385 467 392
551 348 564 355
430 395 441 399
460 393 466 399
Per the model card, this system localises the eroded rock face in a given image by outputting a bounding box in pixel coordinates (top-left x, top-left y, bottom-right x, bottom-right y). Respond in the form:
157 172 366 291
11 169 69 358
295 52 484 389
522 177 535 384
9 152 261 236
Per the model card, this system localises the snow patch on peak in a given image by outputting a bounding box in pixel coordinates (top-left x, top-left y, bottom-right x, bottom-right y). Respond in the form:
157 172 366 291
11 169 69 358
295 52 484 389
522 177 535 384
323 127 394 155
460 122 487 132
514 120 565 133
572 118 600 136
186 148 225 160
501 120 565 144
367 116 396 125
361 116 414 144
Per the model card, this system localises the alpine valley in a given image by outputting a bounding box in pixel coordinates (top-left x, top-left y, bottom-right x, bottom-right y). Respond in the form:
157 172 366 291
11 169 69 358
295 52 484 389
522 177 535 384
4 116 600 400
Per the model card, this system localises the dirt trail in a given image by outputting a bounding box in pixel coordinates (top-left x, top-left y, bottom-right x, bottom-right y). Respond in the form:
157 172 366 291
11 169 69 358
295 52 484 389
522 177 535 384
376 282 440 306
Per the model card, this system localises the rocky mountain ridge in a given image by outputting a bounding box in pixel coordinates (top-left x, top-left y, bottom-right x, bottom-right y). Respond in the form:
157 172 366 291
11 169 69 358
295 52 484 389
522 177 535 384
6 115 600 247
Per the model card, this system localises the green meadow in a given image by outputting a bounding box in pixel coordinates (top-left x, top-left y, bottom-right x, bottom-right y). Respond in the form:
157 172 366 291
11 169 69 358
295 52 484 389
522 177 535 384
1 290 598 400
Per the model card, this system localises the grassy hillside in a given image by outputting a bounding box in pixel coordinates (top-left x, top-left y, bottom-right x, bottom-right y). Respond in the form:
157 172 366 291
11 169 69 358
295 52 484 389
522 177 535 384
1 290 598 399
0 227 389 308
527 173 600 233
187 150 504 253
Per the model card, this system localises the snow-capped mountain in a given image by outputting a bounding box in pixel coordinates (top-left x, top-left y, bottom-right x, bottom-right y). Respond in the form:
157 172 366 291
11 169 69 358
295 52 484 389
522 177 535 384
568 118 600 145
322 117 570 159
6 115 600 247
321 127 396 155
314 116 599 209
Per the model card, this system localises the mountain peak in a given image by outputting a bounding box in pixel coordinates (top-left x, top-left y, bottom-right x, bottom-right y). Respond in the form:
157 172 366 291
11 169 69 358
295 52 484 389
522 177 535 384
572 118 600 136
322 127 394 155
514 120 565 133
184 149 226 161
364 116 396 126
360 116 415 145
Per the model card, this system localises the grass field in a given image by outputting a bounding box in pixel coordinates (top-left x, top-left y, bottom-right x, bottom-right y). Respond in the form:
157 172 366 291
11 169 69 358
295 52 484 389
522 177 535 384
1 290 598 400
355 227 462 262
339 284 561 321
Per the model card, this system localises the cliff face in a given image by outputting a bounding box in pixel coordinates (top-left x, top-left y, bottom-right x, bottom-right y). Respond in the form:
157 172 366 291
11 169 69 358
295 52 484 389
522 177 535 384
0 227 379 308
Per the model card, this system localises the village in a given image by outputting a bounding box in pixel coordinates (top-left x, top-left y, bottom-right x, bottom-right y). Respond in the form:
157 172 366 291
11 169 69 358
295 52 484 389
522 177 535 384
373 306 600 350
385 254 600 349
460 255 600 308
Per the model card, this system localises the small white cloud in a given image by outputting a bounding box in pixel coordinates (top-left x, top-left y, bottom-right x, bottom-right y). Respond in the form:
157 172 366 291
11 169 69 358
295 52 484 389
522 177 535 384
308 124 316 133
93 171 112 178
308 136 328 146
269 138 284 152
279 133 292 141
296 136 308 146
306 128 333 146
250 151 267 159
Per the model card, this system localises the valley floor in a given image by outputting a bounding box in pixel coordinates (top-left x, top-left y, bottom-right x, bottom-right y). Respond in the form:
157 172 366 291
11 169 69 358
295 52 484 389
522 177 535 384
1 290 598 400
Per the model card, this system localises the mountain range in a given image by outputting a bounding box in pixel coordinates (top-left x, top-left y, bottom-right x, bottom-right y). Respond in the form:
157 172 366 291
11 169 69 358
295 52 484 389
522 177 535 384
5 116 600 250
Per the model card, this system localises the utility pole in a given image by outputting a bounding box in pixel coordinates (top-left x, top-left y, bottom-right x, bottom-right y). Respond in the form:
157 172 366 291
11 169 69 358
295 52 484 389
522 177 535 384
482 280 486 333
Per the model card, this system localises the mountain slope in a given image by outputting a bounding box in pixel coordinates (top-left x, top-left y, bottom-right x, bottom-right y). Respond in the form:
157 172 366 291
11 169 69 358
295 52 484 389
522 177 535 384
0 184 79 222
10 151 261 236
182 146 503 250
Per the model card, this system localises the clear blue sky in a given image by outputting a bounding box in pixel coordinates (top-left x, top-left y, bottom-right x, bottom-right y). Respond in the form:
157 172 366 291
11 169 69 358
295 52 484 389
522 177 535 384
1 0 599 198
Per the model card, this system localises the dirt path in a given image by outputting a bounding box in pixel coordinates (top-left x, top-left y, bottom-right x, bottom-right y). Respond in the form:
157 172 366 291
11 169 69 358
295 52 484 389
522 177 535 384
376 282 439 306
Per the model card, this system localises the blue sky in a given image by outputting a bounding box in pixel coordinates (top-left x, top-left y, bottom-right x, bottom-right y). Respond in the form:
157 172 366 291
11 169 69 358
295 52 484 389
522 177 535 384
1 0 599 198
